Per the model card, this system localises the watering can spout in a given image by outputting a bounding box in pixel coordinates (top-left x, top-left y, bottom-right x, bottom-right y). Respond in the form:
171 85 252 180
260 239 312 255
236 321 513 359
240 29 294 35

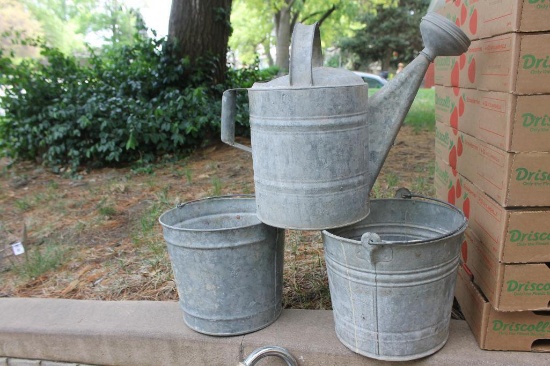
365 12 470 190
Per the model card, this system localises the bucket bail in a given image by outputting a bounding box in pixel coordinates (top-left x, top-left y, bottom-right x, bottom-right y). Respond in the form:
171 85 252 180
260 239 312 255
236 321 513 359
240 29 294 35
289 22 323 87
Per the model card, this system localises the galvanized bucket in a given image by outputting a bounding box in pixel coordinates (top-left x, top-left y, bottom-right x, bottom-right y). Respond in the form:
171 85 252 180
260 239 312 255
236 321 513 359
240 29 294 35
158 195 284 336
322 191 467 361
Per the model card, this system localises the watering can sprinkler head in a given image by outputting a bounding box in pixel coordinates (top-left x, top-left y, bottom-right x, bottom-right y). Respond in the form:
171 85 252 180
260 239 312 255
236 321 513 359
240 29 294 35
419 12 471 62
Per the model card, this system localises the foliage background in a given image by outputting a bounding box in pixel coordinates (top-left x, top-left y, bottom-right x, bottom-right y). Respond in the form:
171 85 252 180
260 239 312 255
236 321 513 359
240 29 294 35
0 0 432 172
339 0 430 71
0 34 276 171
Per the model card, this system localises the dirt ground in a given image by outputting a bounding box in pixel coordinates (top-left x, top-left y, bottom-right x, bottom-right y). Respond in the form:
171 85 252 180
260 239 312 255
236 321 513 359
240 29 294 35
0 125 435 308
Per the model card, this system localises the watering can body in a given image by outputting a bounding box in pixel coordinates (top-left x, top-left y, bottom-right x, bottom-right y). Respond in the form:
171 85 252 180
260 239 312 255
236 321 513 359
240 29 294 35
221 14 470 230
247 75 370 230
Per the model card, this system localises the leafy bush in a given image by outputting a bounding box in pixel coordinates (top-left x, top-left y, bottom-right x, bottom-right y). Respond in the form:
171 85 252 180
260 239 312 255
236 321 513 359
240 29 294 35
0 34 277 171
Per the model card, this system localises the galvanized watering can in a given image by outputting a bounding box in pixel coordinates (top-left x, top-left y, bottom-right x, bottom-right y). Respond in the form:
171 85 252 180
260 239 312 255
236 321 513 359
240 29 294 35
221 12 470 230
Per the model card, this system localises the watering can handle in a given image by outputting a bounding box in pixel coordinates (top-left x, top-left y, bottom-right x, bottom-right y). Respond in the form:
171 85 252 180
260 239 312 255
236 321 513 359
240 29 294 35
221 89 252 153
290 22 323 86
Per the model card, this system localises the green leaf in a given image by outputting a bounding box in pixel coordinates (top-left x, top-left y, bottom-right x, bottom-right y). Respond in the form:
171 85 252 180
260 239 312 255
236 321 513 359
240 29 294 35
126 132 137 150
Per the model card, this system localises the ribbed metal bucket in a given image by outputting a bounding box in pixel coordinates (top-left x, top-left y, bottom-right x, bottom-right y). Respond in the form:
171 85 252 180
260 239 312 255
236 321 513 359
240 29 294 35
322 193 467 361
159 195 284 336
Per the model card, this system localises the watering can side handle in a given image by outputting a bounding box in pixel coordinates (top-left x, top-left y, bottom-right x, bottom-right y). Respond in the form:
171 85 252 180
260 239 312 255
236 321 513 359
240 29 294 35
221 89 252 153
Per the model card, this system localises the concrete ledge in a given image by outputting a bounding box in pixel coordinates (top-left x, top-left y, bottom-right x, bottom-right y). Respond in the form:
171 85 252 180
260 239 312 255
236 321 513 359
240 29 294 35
0 298 547 365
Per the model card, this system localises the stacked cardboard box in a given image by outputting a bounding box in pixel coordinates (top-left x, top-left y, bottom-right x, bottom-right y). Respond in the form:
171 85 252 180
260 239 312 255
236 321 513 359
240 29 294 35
433 0 550 352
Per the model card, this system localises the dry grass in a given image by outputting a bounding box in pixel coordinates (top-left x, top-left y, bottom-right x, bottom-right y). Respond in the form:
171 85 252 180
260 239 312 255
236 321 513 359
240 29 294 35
283 230 330 309
0 126 439 310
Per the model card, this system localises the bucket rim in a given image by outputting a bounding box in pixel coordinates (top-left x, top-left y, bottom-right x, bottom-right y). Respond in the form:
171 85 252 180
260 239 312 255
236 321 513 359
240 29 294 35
322 196 467 246
158 195 263 232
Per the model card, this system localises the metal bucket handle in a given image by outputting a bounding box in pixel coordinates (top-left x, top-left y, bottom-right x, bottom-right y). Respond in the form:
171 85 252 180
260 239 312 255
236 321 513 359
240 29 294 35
238 346 298 366
359 188 468 264
176 194 255 209
393 187 468 241
289 22 323 86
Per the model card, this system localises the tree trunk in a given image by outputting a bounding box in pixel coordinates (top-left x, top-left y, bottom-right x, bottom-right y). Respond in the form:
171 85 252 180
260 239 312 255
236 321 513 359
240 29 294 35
274 4 291 73
382 52 391 72
169 0 233 83
262 39 274 67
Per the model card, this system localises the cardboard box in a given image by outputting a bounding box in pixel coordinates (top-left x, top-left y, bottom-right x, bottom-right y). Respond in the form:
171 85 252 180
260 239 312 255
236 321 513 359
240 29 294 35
436 0 550 40
465 33 550 93
455 265 550 351
434 158 550 263
463 227 550 311
435 86 550 152
435 121 550 207
435 33 550 94
434 55 459 87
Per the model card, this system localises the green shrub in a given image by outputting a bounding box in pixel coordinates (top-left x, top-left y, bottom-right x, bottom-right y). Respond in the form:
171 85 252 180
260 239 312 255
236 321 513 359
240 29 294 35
0 34 276 171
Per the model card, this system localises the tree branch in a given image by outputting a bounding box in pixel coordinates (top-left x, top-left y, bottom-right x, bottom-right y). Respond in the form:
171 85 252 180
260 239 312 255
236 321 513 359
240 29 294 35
317 4 337 27
290 10 300 31
300 4 337 26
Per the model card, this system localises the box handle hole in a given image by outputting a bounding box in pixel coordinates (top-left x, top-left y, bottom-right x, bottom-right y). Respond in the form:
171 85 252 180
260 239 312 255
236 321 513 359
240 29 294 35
531 339 550 352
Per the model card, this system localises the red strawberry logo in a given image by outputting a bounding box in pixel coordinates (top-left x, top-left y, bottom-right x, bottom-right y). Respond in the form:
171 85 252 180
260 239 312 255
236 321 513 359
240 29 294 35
461 240 468 262
457 135 463 156
460 4 468 25
452 86 460 96
469 8 478 35
459 53 466 70
450 105 459 130
460 4 468 26
451 167 458 177
456 178 462 198
468 57 476 83
451 60 459 86
449 143 458 170
448 182 456 205
458 95 465 117
462 196 470 219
